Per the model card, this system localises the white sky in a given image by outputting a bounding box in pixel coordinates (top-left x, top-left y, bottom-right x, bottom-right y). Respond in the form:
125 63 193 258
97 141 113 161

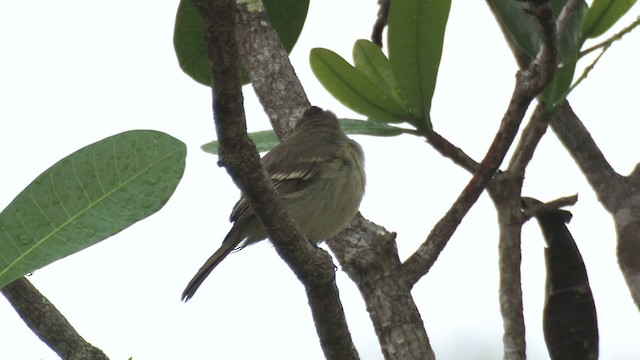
1 1 639 359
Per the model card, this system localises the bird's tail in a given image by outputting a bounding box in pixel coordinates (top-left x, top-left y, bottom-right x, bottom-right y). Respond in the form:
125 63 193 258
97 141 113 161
181 228 244 302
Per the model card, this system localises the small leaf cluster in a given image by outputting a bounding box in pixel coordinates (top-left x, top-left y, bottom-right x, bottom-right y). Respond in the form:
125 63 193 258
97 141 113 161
310 0 451 137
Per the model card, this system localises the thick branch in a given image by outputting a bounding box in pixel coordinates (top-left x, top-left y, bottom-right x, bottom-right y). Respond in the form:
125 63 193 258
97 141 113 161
550 102 625 210
234 4 310 139
1 278 108 360
402 0 557 286
191 1 358 358
230 2 437 359
327 214 434 360
490 175 527 360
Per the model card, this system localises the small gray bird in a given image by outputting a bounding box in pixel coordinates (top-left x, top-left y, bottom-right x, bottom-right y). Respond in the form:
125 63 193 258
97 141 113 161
182 106 365 301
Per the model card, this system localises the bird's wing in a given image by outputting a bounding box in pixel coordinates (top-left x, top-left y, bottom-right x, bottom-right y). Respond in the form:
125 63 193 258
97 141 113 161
229 150 334 223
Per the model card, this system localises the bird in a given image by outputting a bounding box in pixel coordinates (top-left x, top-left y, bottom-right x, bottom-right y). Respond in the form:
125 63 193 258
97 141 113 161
182 106 366 301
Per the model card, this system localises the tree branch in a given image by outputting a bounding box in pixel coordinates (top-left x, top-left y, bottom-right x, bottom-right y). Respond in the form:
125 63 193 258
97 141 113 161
580 15 640 58
490 174 527 360
327 214 435 360
234 4 310 140
402 0 557 286
371 0 390 48
522 194 578 222
1 277 108 360
508 103 551 176
549 102 625 210
427 131 480 174
191 1 358 358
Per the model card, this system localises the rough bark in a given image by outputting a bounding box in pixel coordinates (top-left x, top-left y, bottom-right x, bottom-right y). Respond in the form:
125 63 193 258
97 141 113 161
191 1 358 358
1 278 108 360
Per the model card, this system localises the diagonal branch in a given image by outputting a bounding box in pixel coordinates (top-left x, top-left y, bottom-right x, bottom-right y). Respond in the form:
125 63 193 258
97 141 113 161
402 0 558 286
549 102 625 210
508 102 552 176
1 277 108 360
191 1 358 359
234 4 310 140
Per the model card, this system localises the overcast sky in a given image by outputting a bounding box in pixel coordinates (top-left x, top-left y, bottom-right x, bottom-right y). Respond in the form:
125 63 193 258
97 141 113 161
1 1 639 359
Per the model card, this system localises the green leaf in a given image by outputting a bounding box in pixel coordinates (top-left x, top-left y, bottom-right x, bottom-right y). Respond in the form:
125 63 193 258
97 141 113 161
490 0 540 58
557 2 587 62
543 2 586 107
173 0 309 86
352 39 404 106
201 119 411 155
0 130 186 289
541 58 578 108
490 0 587 61
582 0 637 39
310 48 412 124
264 0 309 51
173 0 210 86
201 130 280 154
491 0 587 107
387 0 451 126
339 118 413 137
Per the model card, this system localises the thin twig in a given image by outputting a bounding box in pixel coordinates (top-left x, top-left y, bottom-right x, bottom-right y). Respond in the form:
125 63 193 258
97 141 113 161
508 103 551 176
371 0 390 48
521 195 578 222
580 15 640 58
427 131 480 174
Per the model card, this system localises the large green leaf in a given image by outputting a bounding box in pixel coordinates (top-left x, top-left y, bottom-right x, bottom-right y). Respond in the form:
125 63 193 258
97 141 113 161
0 130 186 289
310 48 412 124
387 0 451 128
173 0 209 86
173 0 309 86
582 0 637 39
264 0 309 51
201 118 411 154
352 39 404 106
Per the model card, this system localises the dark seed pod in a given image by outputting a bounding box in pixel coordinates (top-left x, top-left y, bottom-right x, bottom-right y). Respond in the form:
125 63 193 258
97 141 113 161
523 197 598 360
